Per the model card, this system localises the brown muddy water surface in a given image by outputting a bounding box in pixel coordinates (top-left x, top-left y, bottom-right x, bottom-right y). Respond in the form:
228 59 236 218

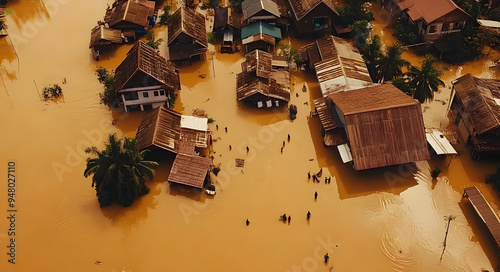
1 1 500 271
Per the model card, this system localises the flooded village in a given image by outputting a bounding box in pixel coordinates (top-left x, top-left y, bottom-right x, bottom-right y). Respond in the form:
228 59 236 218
2 0 500 271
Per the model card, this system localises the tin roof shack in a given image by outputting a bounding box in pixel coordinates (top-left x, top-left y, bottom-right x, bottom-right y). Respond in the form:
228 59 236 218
213 7 242 53
449 74 500 157
316 84 430 170
236 50 290 108
104 0 155 29
288 0 339 34
301 36 374 97
114 41 181 112
136 106 211 188
241 0 288 26
241 21 282 53
89 25 122 54
382 0 472 42
167 7 208 61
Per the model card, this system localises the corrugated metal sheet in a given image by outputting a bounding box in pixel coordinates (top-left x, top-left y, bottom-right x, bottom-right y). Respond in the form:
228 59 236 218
242 0 280 20
452 73 500 135
167 7 208 48
337 144 353 163
181 115 208 132
394 0 471 24
241 33 276 45
330 84 430 170
106 0 155 28
241 50 272 78
301 36 374 96
289 0 338 21
463 186 500 248
241 21 282 39
114 41 180 92
313 97 337 131
89 25 122 48
426 130 457 155
168 153 211 188
478 19 500 29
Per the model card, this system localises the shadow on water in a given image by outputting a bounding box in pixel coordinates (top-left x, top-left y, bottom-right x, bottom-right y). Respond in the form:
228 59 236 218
459 199 500 270
0 38 18 81
7 0 50 28
168 183 207 203
308 115 418 200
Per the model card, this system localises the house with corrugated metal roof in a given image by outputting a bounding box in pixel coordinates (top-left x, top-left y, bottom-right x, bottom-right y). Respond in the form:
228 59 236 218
382 0 472 42
104 0 155 30
288 0 339 34
213 6 242 53
241 21 282 53
313 84 430 170
89 25 122 52
135 106 211 188
449 74 500 158
236 50 290 108
167 7 208 61
114 41 180 112
301 35 375 97
241 0 288 26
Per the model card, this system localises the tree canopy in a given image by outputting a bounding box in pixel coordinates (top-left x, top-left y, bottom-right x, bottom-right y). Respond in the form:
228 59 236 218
376 44 409 83
84 134 158 207
406 56 444 103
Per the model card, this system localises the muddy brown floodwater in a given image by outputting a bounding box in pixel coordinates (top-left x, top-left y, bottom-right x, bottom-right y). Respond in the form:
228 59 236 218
1 0 500 271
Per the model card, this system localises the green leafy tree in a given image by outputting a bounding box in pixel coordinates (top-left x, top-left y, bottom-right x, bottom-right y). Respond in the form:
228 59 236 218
207 32 215 44
96 67 119 107
146 31 163 50
335 0 373 26
391 77 412 96
350 20 370 49
406 56 444 103
392 19 420 45
362 35 383 82
158 5 171 26
84 134 158 207
277 43 302 67
376 44 410 83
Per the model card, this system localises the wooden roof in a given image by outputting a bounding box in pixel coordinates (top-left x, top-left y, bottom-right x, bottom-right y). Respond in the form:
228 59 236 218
237 50 290 102
89 25 122 48
213 6 242 30
288 0 338 21
394 0 471 24
329 84 429 170
114 41 180 91
105 0 155 28
135 106 208 153
313 97 337 131
168 153 211 188
301 36 373 96
463 186 500 248
452 73 500 135
167 7 208 48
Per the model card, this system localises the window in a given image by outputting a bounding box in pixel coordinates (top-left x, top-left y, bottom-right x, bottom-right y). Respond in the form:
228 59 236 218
428 25 436 34
143 92 149 98
313 17 328 31
441 23 449 32
160 90 165 96
154 91 159 96
453 22 463 30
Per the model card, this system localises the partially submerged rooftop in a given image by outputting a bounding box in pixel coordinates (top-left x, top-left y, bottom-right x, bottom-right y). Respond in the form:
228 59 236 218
288 0 338 21
393 0 471 24
105 0 155 29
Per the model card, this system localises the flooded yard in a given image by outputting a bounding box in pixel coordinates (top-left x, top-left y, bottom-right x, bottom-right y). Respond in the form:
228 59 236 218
1 0 500 271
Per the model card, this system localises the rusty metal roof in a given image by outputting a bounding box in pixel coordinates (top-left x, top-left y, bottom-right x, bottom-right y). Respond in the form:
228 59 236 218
288 0 338 21
452 73 500 135
213 6 242 30
301 36 373 96
329 84 429 170
313 97 337 131
114 41 180 91
463 186 500 248
106 0 155 29
167 7 208 48
237 50 290 102
89 25 122 48
168 153 211 188
394 0 471 24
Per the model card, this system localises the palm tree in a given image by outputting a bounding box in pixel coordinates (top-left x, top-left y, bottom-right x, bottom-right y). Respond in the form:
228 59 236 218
84 134 158 207
376 44 410 83
406 56 444 103
363 35 383 82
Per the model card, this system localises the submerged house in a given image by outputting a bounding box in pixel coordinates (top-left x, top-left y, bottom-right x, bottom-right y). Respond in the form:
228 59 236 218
114 41 180 112
449 74 500 157
104 0 155 30
301 35 374 97
213 6 242 53
89 25 122 52
135 106 211 188
241 0 288 26
241 21 282 53
288 0 339 34
236 50 290 108
313 84 430 170
383 0 472 42
167 7 208 61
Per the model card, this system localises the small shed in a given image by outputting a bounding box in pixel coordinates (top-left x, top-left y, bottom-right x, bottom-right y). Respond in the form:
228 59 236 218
104 0 155 29
167 7 208 61
89 25 122 50
213 7 242 53
167 153 211 188
288 0 339 34
236 50 290 107
241 21 282 53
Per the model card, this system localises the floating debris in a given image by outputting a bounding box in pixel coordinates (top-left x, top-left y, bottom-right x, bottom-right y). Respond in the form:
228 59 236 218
235 158 245 167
